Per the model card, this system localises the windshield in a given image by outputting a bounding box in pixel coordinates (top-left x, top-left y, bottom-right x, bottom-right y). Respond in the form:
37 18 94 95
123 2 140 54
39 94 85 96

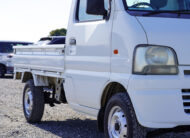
35 37 65 46
35 40 51 46
126 0 190 11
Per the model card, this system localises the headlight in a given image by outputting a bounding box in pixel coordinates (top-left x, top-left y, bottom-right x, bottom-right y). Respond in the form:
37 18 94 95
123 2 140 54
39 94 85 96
133 45 178 75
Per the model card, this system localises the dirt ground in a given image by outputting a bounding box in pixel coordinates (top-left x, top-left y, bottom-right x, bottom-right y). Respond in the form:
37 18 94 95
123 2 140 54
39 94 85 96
0 75 190 138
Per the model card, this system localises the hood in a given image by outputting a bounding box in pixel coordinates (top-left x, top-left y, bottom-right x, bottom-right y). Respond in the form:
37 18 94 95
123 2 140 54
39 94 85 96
137 16 190 65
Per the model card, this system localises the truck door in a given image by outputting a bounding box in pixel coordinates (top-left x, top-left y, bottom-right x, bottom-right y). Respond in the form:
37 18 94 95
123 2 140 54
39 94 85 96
65 0 112 109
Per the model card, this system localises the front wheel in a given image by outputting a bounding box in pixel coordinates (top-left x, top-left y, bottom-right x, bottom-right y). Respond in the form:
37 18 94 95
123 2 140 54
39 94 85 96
0 66 5 78
104 93 147 138
23 80 45 123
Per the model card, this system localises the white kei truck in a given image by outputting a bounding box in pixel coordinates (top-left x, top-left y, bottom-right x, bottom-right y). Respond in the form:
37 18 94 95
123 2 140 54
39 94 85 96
13 0 190 137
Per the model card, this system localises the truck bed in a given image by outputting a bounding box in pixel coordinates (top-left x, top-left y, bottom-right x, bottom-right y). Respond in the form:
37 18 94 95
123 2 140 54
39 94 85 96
13 45 65 78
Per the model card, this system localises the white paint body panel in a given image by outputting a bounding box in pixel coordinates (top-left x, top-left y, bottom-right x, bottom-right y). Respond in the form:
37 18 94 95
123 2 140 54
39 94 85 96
14 45 65 78
128 66 190 128
137 17 190 65
14 0 190 128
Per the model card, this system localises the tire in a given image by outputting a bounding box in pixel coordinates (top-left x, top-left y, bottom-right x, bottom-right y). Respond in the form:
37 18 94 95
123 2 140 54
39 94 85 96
0 73 5 78
23 80 45 123
0 66 5 78
104 93 147 138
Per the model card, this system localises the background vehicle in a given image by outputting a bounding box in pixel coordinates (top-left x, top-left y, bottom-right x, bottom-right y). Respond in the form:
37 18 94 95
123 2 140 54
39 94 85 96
35 36 66 46
14 0 190 137
0 41 32 77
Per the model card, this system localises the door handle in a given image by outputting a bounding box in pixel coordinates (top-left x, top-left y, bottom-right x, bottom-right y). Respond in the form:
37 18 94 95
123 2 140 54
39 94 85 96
69 38 76 45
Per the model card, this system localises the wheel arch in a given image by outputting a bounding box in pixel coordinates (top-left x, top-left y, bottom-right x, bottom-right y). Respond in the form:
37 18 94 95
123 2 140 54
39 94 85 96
0 63 6 67
98 81 128 132
21 72 33 83
101 82 127 108
0 63 6 71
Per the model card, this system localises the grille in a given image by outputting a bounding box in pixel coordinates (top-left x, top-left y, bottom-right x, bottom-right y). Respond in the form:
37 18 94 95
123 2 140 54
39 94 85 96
182 89 190 114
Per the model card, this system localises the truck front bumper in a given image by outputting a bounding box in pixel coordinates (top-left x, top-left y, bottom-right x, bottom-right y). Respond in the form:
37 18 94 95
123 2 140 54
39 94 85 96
128 66 190 128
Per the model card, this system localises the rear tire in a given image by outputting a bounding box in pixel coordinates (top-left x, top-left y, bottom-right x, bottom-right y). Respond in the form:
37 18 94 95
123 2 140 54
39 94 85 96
23 80 45 123
104 93 147 138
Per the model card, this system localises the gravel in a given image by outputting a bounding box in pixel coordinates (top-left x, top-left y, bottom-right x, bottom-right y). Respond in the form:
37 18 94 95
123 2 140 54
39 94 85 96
0 75 190 138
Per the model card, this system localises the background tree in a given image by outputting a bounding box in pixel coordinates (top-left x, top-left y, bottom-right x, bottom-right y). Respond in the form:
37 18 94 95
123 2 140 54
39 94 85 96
49 28 67 36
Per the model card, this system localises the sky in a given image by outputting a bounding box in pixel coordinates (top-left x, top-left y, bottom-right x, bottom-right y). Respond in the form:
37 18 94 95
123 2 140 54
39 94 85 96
0 0 72 42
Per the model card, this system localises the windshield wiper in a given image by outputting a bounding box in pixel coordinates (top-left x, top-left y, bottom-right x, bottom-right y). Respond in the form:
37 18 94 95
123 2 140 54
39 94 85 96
142 10 190 16
169 10 190 14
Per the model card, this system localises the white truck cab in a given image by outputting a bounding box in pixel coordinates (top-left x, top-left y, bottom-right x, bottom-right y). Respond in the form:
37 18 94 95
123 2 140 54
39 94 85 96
14 0 190 137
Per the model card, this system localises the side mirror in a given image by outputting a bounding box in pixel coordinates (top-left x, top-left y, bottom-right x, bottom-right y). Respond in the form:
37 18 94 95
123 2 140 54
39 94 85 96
86 0 107 16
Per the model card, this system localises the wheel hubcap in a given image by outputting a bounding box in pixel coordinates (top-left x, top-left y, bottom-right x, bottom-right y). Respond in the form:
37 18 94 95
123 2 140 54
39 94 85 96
24 89 33 116
108 106 127 138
